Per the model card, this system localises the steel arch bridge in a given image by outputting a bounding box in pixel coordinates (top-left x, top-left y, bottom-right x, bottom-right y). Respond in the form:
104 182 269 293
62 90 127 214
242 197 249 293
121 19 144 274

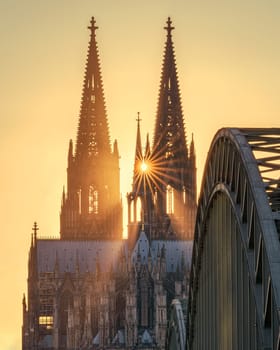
167 299 186 350
187 128 280 350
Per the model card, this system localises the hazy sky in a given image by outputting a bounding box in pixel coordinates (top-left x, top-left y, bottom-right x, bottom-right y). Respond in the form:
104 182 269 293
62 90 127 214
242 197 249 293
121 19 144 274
1 0 280 348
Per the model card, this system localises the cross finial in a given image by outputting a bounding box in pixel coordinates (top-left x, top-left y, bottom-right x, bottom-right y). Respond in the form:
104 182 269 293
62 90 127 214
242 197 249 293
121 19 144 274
32 221 39 239
88 17 98 36
164 17 174 36
136 112 142 124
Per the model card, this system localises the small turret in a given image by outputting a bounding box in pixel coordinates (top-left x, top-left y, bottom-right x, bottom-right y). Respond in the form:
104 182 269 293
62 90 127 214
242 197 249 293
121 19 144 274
119 246 126 274
145 133 151 160
136 243 141 273
175 262 181 281
22 293 28 350
29 222 38 280
190 133 195 160
61 186 66 207
32 221 38 243
54 251 59 278
22 293 26 312
75 251 80 276
113 139 119 158
160 244 166 278
148 246 152 272
181 251 186 273
95 253 101 280
154 244 161 280
68 139 73 165
133 112 143 193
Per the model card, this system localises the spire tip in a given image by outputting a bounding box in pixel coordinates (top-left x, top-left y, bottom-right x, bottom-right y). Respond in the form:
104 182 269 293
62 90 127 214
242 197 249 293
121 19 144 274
32 222 39 240
136 112 142 124
88 17 98 36
164 17 174 36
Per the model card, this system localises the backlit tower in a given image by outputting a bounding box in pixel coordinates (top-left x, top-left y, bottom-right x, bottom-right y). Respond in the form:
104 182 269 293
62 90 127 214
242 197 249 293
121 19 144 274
128 17 196 240
60 17 122 240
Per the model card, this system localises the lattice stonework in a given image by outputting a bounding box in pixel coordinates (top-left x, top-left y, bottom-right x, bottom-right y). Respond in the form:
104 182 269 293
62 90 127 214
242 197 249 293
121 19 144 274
187 128 280 350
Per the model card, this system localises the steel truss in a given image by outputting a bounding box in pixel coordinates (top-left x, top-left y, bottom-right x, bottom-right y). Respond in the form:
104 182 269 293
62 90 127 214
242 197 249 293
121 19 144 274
187 128 280 350
167 299 186 350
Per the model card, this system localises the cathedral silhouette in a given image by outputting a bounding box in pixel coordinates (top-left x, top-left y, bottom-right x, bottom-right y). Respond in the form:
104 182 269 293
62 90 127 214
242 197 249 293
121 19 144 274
22 17 196 350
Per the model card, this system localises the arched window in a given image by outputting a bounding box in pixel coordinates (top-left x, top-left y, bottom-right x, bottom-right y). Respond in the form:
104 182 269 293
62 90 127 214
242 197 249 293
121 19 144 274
166 185 174 214
89 186 98 214
39 284 53 331
183 186 186 204
59 291 73 348
77 189 82 215
153 188 158 205
136 197 142 222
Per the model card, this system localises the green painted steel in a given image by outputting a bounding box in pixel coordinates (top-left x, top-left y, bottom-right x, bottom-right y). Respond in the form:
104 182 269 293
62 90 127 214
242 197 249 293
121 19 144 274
167 299 186 350
187 128 280 350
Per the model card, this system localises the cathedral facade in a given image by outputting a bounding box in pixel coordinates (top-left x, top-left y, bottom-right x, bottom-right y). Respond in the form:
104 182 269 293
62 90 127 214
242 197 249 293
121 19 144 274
22 17 196 350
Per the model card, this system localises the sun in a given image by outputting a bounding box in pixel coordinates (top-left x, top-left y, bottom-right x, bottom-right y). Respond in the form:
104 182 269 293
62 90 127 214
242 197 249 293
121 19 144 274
134 149 182 199
140 161 148 172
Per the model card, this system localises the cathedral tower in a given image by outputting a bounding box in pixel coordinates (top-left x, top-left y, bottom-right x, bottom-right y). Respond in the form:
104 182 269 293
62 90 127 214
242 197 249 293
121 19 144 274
23 18 194 350
60 17 122 240
128 17 197 240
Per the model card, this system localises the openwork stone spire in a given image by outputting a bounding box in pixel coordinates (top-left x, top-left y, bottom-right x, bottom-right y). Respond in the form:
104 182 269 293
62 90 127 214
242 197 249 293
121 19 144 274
60 18 122 240
127 18 196 241
153 17 188 164
75 17 111 159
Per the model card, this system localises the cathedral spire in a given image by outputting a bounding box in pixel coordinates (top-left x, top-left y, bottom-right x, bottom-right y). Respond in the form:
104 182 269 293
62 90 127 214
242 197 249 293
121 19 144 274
133 112 143 184
127 18 197 241
60 17 122 240
153 17 188 163
75 17 111 159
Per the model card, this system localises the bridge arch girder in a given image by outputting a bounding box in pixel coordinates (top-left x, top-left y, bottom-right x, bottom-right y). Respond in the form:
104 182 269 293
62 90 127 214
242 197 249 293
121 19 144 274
187 128 280 350
167 299 186 350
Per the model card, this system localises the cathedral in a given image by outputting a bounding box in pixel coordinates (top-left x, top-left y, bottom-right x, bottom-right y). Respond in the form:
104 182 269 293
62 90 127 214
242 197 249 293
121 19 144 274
22 17 196 350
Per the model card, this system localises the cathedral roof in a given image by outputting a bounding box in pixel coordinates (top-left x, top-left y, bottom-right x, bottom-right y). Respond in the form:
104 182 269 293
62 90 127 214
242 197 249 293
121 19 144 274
151 240 193 272
36 239 124 274
131 230 192 272
36 231 192 275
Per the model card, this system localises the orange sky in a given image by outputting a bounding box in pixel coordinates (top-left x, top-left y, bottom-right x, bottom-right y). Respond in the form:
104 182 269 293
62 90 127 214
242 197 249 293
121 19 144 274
1 0 280 348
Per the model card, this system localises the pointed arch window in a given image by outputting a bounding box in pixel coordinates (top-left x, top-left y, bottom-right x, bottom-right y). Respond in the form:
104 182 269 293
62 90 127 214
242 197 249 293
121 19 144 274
89 186 98 214
168 77 171 90
78 189 82 215
39 316 53 329
59 291 73 348
166 185 174 214
39 284 54 330
153 188 158 205
136 197 142 222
